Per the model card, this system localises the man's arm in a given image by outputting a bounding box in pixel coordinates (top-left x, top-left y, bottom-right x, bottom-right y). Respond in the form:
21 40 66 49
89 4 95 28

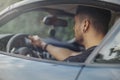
45 44 80 61
29 35 80 61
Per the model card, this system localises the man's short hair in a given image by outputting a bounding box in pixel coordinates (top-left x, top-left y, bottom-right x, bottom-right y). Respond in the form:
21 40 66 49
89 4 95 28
76 5 111 34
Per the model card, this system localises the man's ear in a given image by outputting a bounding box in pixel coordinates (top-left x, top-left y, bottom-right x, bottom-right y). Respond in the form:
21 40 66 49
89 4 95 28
83 19 90 33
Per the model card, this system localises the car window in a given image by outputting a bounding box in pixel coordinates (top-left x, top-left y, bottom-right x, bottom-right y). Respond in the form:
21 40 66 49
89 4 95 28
0 10 74 41
0 10 75 60
94 20 120 63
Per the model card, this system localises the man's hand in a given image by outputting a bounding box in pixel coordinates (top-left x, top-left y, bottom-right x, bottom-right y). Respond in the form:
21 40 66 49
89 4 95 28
29 35 47 49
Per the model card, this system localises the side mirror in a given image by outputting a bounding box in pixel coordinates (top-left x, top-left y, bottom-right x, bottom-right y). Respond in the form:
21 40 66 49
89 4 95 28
43 16 67 27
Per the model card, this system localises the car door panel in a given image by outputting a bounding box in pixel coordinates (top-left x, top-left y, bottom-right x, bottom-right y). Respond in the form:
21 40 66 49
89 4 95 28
0 54 81 80
78 66 120 80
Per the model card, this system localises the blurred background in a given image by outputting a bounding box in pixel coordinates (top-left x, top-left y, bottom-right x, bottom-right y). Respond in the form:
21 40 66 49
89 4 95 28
0 0 22 11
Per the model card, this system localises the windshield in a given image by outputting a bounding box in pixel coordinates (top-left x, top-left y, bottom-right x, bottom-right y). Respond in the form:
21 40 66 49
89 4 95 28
0 10 74 41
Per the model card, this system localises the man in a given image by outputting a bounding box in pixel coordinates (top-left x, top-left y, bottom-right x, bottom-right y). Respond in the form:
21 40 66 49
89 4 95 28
29 6 111 62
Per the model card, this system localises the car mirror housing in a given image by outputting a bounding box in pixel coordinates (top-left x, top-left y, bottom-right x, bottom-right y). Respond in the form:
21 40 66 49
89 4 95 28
43 16 68 27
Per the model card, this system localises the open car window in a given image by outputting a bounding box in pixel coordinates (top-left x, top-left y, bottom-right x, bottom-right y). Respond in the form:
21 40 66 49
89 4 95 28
0 10 75 61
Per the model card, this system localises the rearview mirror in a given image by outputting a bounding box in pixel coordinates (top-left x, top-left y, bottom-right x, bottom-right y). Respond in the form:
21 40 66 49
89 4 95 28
43 16 67 27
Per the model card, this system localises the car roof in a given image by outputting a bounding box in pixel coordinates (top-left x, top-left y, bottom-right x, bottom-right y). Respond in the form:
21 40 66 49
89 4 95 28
6 0 120 13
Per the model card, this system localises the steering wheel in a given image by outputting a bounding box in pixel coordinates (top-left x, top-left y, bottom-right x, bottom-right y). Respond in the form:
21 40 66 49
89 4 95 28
6 33 43 58
6 33 82 59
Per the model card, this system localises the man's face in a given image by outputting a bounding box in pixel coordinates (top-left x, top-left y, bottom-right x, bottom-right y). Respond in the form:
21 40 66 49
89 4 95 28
74 15 84 44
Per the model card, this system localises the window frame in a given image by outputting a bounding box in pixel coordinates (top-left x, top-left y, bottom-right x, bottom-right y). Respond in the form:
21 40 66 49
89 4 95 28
0 8 80 66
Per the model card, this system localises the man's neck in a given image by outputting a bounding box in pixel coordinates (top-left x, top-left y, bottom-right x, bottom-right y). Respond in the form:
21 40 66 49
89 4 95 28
83 34 104 49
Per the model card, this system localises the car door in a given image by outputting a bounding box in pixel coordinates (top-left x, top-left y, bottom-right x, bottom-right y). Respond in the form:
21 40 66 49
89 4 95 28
77 18 120 80
0 52 83 80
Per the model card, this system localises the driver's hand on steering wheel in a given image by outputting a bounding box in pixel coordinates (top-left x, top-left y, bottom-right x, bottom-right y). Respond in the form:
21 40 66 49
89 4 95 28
29 35 47 50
